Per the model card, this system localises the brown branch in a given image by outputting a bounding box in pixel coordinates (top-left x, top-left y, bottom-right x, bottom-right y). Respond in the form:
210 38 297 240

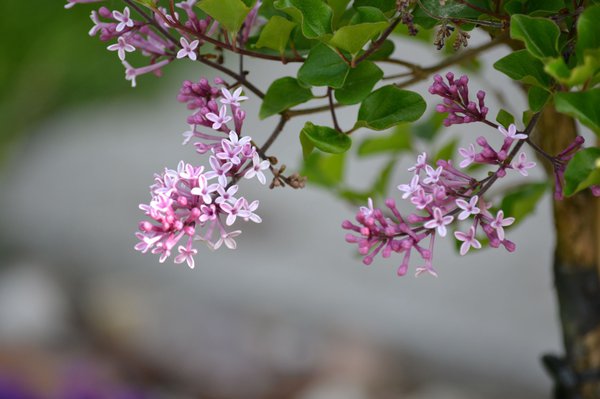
353 17 402 66
327 88 341 131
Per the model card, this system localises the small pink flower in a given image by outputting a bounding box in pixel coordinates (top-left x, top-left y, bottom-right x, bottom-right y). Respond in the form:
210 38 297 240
215 185 238 205
205 156 232 186
410 187 433 210
458 144 476 168
177 37 200 60
455 195 480 220
397 175 420 199
423 207 454 237
174 241 198 269
107 36 135 61
190 174 219 204
408 152 427 173
220 198 246 226
113 7 134 32
220 87 248 107
359 198 375 217
423 165 443 184
205 106 232 130
454 226 481 255
244 153 270 184
512 152 536 176
490 210 515 241
213 230 242 250
498 124 527 140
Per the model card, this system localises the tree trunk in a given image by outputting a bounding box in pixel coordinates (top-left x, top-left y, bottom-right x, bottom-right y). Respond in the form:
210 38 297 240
532 106 600 398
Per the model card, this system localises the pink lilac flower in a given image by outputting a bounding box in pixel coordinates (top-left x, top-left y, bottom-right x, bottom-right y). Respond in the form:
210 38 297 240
490 210 515 241
512 152 536 176
205 106 232 130
423 165 442 184
220 198 248 226
454 226 481 255
175 240 198 269
498 124 527 140
359 198 375 217
410 187 433 210
455 195 480 220
177 37 200 60
423 207 453 237
408 152 427 173
458 144 477 168
398 175 420 199
113 7 134 32
206 156 233 186
123 59 171 87
190 174 219 203
215 185 238 205
244 153 270 184
107 36 135 60
220 87 249 107
213 230 242 250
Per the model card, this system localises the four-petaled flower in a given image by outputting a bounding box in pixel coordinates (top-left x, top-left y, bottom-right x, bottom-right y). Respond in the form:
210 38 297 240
113 7 134 32
205 156 233 186
244 153 270 184
454 226 482 256
359 198 374 217
512 152 536 176
410 187 433 210
423 207 454 237
215 185 238 205
175 242 198 269
220 198 248 226
408 152 427 173
490 210 515 241
455 195 480 220
220 87 248 107
205 106 232 130
177 37 200 61
498 124 527 140
213 230 242 250
397 175 420 199
458 144 477 168
190 174 219 204
423 165 443 184
107 36 135 61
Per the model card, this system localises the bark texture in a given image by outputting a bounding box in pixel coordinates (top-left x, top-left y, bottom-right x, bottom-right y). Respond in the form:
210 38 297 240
533 106 600 398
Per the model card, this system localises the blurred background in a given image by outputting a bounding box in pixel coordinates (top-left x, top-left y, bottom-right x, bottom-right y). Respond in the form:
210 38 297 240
0 2 562 398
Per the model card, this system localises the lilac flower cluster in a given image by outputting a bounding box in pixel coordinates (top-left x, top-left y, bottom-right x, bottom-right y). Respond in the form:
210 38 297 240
429 72 489 127
343 151 517 277
342 74 542 277
69 0 263 87
136 82 269 268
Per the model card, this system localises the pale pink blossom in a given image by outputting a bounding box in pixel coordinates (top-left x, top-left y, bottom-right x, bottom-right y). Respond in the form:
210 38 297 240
512 152 536 176
113 7 134 32
490 210 515 241
455 195 480 220
177 37 199 60
423 207 454 237
107 36 135 61
454 226 481 255
498 124 527 140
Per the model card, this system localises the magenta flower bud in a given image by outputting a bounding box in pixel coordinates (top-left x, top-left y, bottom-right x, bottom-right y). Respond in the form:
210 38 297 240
496 168 506 178
140 221 153 232
178 196 188 206
502 240 516 252
345 234 359 243
476 136 488 146
591 186 600 197
360 227 370 236
363 256 374 266
342 220 354 229
99 6 112 18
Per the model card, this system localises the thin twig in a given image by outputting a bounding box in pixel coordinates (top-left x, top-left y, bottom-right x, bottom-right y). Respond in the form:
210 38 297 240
328 88 341 131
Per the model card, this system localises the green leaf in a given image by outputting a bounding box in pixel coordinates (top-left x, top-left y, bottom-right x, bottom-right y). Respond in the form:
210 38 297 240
510 14 560 59
500 182 548 226
576 5 600 65
493 49 552 88
335 61 383 105
356 86 426 130
496 109 515 128
300 122 352 155
353 0 396 13
255 16 297 53
274 0 333 39
197 0 251 33
302 151 346 188
564 147 600 196
357 123 411 156
260 77 314 119
555 89 600 134
297 43 350 88
328 0 352 28
545 53 600 87
338 188 371 204
413 0 485 28
433 138 458 163
528 86 551 112
503 0 564 16
329 10 388 54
